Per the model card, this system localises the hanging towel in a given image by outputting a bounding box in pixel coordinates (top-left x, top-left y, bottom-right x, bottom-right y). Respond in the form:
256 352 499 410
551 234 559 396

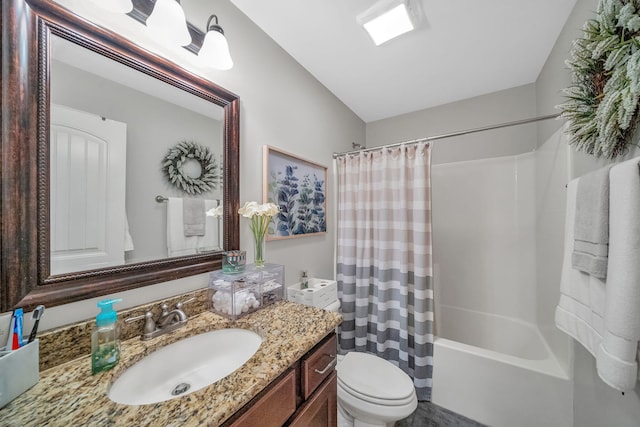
167 198 221 257
556 158 640 392
596 158 640 391
555 178 606 359
197 199 221 253
124 214 135 252
572 165 612 279
183 198 206 236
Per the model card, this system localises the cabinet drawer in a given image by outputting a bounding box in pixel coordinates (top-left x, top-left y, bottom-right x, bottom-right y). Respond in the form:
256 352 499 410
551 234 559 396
301 334 337 399
230 369 296 427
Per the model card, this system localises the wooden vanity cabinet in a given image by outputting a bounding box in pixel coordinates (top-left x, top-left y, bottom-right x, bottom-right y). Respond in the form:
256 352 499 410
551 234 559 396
225 333 337 427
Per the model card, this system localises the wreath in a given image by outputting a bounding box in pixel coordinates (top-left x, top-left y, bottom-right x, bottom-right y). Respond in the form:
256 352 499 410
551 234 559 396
558 0 640 159
162 140 220 194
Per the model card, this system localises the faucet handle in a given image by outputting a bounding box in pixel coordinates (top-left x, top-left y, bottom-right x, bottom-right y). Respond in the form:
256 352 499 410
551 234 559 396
176 297 196 310
161 303 170 316
125 311 156 335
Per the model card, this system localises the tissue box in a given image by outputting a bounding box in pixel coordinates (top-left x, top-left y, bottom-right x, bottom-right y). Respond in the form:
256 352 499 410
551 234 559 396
287 278 337 308
209 263 284 320
0 339 39 409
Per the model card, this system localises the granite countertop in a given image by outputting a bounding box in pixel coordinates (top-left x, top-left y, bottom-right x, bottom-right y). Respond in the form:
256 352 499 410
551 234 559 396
0 301 342 427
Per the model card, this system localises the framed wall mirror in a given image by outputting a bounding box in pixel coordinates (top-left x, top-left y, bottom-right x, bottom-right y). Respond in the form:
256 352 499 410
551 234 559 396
1 0 240 311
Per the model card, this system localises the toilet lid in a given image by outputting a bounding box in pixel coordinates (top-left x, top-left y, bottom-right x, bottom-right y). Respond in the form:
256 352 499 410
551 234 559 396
336 352 415 402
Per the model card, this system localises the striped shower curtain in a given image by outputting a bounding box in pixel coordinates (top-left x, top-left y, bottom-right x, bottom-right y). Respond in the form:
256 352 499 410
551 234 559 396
336 142 434 401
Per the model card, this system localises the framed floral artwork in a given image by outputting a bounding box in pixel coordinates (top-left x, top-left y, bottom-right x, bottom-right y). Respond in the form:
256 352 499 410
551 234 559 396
263 146 327 240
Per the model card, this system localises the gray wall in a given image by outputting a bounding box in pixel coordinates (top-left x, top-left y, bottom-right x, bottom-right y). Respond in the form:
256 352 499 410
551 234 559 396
365 83 537 164
536 0 640 425
33 0 364 330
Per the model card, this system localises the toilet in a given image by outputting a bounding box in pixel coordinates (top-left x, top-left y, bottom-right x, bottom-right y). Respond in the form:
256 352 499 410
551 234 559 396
321 299 418 427
335 352 417 427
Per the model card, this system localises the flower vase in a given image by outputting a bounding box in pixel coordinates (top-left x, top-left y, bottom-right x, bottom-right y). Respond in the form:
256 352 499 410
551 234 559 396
253 232 266 268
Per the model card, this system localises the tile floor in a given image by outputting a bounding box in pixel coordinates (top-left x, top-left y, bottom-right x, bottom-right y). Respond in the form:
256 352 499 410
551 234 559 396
395 401 486 427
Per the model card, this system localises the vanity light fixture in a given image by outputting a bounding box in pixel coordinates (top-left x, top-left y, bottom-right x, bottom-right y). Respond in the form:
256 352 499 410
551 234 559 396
145 0 191 48
357 0 422 46
198 15 233 70
88 0 133 14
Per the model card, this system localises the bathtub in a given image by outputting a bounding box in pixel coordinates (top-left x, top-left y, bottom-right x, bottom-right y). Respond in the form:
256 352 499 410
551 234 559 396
431 305 572 427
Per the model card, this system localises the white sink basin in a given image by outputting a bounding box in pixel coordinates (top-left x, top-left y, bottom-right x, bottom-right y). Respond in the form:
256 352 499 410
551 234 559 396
108 328 262 405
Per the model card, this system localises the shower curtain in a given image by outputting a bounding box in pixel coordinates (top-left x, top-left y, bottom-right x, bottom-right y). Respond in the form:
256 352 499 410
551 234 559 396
336 141 434 401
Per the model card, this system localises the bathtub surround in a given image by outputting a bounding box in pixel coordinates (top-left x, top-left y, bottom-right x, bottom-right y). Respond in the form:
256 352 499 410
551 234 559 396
556 158 640 392
336 141 433 401
430 151 572 427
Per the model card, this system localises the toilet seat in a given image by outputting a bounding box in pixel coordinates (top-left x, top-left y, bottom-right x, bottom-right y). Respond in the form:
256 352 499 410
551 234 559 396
336 352 415 406
338 378 416 407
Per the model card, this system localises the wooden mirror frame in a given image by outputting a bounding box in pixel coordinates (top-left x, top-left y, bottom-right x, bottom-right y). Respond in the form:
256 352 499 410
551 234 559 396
1 0 240 311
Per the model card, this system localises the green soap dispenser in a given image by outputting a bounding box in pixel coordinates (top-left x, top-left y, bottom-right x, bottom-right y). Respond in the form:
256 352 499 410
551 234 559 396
91 298 122 375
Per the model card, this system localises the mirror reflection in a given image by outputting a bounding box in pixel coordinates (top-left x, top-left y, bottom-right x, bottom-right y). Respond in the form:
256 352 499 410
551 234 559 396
50 35 224 275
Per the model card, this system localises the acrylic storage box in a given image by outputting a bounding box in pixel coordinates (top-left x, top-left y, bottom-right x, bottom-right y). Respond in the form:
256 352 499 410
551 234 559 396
287 278 337 309
208 263 284 320
0 339 39 409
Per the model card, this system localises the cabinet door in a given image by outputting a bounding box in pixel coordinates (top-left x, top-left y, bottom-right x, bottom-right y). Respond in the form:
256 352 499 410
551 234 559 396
230 369 297 427
289 372 337 427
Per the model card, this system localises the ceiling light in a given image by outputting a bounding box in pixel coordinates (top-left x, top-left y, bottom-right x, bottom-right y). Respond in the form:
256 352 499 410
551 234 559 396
87 0 133 14
145 0 191 48
357 0 421 46
198 15 233 70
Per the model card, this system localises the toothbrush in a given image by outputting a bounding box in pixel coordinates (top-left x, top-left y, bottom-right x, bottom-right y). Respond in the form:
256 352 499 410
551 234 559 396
11 308 23 350
27 305 45 344
5 309 15 350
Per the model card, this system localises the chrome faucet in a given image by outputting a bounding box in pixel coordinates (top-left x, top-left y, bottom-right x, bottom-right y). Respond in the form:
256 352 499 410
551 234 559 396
126 298 195 340
157 302 189 327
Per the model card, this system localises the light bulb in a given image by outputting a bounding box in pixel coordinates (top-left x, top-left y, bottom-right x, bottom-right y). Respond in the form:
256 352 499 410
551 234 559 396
145 0 191 47
199 29 233 70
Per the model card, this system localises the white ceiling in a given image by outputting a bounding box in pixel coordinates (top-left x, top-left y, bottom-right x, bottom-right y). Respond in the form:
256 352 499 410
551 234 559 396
229 0 578 123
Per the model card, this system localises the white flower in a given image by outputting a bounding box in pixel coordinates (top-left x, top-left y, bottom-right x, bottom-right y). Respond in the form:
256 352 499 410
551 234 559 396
256 202 279 217
263 202 279 217
238 201 279 218
238 201 260 218
206 205 223 217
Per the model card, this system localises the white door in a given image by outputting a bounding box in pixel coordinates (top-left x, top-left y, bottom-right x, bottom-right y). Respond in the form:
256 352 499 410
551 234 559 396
50 104 127 275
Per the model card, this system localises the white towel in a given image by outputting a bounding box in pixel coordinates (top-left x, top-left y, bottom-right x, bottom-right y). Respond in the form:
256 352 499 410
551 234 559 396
183 198 205 237
167 198 221 257
555 159 640 392
596 158 640 391
572 165 611 279
555 178 606 358
124 214 134 252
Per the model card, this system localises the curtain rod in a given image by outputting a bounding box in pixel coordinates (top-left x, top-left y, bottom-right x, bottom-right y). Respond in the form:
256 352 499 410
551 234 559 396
332 113 561 158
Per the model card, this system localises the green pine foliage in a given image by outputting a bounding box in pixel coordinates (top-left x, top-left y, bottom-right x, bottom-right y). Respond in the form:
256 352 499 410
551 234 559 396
162 140 220 194
558 0 640 158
